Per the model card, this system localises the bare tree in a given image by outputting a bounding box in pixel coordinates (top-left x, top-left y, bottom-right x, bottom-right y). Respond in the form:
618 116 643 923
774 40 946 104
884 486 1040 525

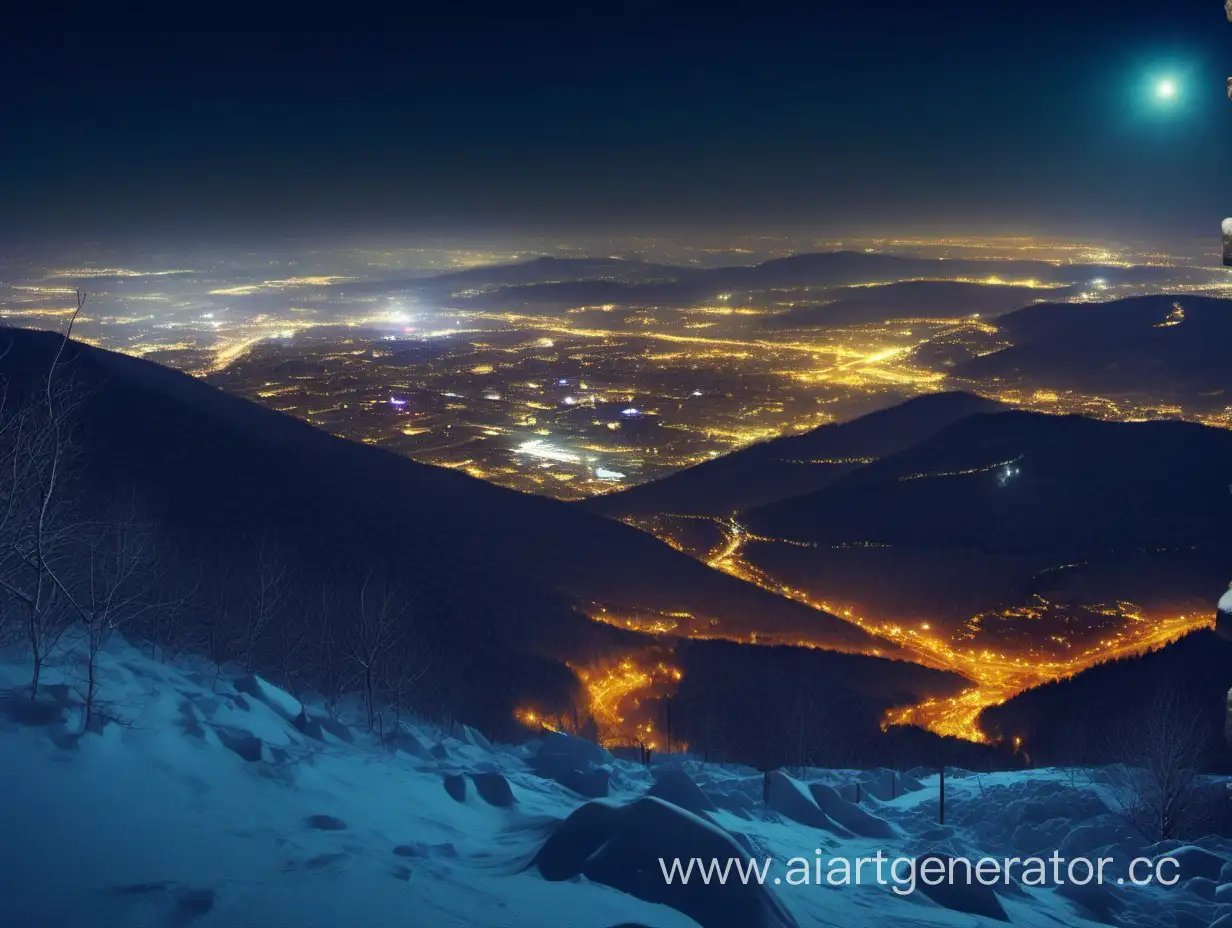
71 498 158 727
378 630 432 741
345 571 404 733
0 292 89 698
231 536 292 673
1105 687 1212 841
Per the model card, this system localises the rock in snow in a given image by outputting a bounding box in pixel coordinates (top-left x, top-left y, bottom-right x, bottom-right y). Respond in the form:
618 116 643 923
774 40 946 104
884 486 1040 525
470 771 517 807
536 797 797 928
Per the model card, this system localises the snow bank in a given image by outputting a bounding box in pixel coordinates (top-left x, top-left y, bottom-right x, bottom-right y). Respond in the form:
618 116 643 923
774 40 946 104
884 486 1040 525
4 631 1232 928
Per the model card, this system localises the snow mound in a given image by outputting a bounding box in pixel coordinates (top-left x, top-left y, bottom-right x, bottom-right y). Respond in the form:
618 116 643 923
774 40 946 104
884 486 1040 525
807 782 898 838
764 770 848 835
647 769 717 816
536 797 797 928
1161 846 1228 881
452 721 496 753
1055 879 1124 924
913 854 1009 922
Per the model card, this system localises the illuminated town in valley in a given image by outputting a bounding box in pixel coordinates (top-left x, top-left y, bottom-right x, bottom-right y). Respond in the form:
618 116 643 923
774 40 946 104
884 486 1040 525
3 233 1230 746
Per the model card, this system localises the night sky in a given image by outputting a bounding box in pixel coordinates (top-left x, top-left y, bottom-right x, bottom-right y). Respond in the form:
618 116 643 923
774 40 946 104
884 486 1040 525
3 2 1230 241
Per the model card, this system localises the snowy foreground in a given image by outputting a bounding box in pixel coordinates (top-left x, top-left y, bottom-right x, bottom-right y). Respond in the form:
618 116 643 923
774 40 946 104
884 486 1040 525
2 636 1232 928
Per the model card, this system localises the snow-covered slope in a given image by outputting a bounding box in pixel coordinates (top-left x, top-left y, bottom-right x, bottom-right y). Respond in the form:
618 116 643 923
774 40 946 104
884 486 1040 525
2 633 1230 928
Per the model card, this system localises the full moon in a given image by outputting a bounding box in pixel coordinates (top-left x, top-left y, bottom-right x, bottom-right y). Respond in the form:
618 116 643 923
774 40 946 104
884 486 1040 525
1155 78 1178 100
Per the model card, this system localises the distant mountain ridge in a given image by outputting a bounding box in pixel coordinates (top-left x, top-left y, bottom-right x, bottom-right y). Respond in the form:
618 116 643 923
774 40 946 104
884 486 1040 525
404 252 1204 308
584 391 1003 520
950 293 1232 412
298 252 1209 310
762 280 1078 329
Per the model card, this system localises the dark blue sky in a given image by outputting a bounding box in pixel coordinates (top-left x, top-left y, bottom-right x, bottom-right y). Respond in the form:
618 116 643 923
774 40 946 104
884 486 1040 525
2 2 1230 240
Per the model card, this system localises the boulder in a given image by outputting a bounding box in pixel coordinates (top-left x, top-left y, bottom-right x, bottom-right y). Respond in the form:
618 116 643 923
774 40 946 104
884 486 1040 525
537 797 796 928
470 772 516 808
534 731 613 773
556 767 610 799
443 773 468 803
533 731 614 797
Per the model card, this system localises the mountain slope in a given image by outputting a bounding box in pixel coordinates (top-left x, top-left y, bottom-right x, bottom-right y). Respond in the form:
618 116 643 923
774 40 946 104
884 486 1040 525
0 329 902 698
978 627 1230 768
584 392 1003 520
5 634 1207 928
950 294 1232 413
735 410 1232 636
